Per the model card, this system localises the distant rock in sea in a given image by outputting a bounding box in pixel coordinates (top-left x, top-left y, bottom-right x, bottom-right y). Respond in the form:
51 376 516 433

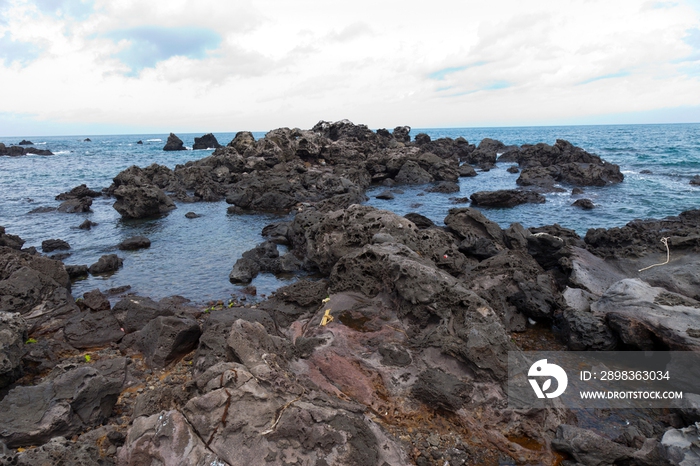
163 133 185 151
18 140 33 145
192 133 222 150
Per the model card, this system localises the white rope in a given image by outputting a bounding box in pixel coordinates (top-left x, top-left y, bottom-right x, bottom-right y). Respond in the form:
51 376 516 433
638 237 671 272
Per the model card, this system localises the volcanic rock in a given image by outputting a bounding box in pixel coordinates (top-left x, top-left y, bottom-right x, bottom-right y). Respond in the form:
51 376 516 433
0 247 78 335
0 227 25 250
65 264 89 279
458 164 477 177
192 133 222 150
57 197 93 213
117 235 151 251
0 312 27 388
163 133 185 151
41 238 70 252
375 190 395 200
572 198 595 209
120 315 201 368
88 254 123 275
0 364 121 448
78 220 97 230
55 184 101 201
427 181 460 193
584 209 700 258
470 189 545 207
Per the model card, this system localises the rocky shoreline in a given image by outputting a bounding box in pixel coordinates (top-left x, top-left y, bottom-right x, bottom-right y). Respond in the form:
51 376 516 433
1 121 699 465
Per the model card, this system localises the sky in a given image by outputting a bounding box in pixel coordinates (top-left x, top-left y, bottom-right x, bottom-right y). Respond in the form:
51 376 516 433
1 0 700 136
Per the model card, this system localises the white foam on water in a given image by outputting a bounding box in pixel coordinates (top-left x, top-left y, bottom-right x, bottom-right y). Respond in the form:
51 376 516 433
53 150 70 155
146 138 162 142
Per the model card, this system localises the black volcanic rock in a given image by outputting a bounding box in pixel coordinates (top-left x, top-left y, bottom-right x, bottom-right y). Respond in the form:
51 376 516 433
392 125 411 143
57 197 92 213
0 144 53 156
88 254 123 275
163 133 185 151
572 198 595 209
18 140 33 145
470 189 545 208
42 239 70 252
118 236 151 251
55 184 101 201
192 133 222 150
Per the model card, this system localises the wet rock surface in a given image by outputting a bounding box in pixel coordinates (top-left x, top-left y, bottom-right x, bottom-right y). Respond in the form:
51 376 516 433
117 236 151 251
470 189 545 208
88 254 123 275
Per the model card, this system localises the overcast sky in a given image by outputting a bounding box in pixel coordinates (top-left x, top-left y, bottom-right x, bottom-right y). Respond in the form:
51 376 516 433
1 0 700 136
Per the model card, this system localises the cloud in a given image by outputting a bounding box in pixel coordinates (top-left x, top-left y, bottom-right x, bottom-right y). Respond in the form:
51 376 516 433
325 22 372 42
578 71 632 85
103 26 222 74
34 0 95 20
428 62 489 80
0 33 41 66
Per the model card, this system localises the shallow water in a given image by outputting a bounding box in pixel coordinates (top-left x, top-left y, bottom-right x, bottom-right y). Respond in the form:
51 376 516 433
1 124 698 303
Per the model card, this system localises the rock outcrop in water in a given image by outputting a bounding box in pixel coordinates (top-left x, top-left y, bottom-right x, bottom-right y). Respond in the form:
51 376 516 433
0 142 53 156
192 133 222 150
162 133 185 151
108 120 623 220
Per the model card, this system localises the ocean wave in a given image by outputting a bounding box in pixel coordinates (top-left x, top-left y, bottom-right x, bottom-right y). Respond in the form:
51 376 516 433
53 150 70 155
35 142 47 145
146 139 162 142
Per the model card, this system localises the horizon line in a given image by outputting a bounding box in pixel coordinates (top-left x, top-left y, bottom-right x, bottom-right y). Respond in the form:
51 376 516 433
1 120 699 139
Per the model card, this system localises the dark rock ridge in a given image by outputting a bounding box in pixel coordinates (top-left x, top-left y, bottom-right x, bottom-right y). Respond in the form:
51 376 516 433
508 139 624 189
18 139 33 145
88 254 123 275
572 198 595 209
0 142 53 156
109 165 177 218
162 133 185 151
117 235 151 251
585 209 700 258
470 189 545 207
108 121 621 221
55 184 101 201
0 226 25 250
57 196 93 213
41 238 70 252
192 133 222 150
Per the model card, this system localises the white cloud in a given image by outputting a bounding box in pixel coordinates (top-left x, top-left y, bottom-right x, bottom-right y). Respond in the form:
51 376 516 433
1 0 699 135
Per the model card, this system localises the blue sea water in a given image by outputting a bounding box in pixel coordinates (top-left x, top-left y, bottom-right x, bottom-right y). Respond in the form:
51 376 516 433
0 124 698 304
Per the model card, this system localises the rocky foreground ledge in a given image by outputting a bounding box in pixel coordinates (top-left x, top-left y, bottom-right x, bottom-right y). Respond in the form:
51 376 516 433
2 205 700 465
1 121 700 465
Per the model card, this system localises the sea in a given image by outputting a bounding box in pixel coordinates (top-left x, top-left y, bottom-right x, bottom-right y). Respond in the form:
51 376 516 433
1 124 698 304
